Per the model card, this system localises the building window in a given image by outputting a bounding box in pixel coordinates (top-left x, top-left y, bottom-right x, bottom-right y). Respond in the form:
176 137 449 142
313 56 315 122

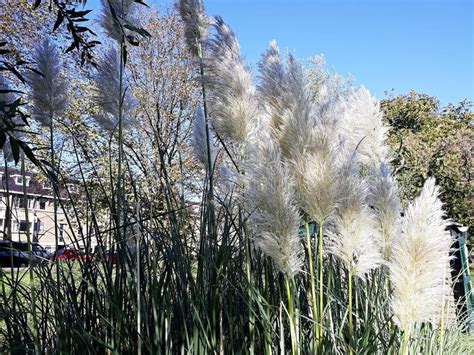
39 200 47 210
13 220 30 232
0 218 3 228
42 182 52 190
35 220 45 234
16 197 35 209
13 176 30 186
67 184 78 193
16 197 26 208
59 224 65 242
19 221 30 232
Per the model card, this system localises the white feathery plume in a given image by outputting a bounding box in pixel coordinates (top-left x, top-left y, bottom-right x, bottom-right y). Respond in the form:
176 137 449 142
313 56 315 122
177 0 210 57
293 148 340 224
257 40 285 126
292 84 345 223
258 41 298 134
328 158 383 277
257 44 316 160
390 177 452 329
99 0 137 42
275 54 315 160
368 162 401 261
93 48 135 132
246 131 303 276
340 86 389 167
27 38 68 127
192 106 216 168
204 16 258 143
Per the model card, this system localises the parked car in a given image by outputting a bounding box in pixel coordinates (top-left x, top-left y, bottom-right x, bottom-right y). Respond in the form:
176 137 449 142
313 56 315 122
0 240 51 267
103 250 118 264
50 247 92 262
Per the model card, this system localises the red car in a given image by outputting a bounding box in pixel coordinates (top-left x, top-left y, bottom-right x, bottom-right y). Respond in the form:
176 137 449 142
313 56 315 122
50 248 92 262
103 250 118 264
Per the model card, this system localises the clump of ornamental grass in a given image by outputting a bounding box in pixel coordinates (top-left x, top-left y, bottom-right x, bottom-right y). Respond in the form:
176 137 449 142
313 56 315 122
390 177 453 354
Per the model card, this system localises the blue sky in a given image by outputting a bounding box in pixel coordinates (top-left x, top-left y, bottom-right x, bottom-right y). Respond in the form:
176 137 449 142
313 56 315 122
85 0 473 105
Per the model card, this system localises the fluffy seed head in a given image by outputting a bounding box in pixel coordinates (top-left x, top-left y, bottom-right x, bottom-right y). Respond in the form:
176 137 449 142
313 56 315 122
246 132 303 276
27 38 68 127
177 0 210 57
257 40 286 132
328 158 383 277
257 47 315 160
293 149 340 224
390 177 452 329
93 48 135 131
204 17 257 143
291 86 346 223
258 42 308 137
275 55 316 160
340 86 389 167
368 162 401 260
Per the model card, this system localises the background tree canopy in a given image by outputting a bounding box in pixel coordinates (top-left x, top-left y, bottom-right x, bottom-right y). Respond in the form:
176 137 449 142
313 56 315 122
381 91 473 244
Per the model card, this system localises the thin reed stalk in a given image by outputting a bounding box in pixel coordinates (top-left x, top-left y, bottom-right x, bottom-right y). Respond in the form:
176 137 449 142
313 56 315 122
21 153 40 352
304 221 318 350
401 325 410 355
284 275 297 354
348 269 353 355
318 221 324 342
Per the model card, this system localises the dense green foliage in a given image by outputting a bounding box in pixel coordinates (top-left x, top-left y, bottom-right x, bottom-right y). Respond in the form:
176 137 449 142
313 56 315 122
381 92 473 243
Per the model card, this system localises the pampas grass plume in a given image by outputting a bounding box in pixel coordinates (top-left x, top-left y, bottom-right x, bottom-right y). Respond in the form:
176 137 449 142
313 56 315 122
340 86 389 167
94 48 135 131
328 158 382 277
390 177 452 329
273 54 315 160
368 162 401 260
177 0 210 57
204 17 257 143
28 38 68 127
246 133 302 276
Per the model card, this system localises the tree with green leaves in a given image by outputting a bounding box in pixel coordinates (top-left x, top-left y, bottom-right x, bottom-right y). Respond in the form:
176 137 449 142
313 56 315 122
381 91 473 244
